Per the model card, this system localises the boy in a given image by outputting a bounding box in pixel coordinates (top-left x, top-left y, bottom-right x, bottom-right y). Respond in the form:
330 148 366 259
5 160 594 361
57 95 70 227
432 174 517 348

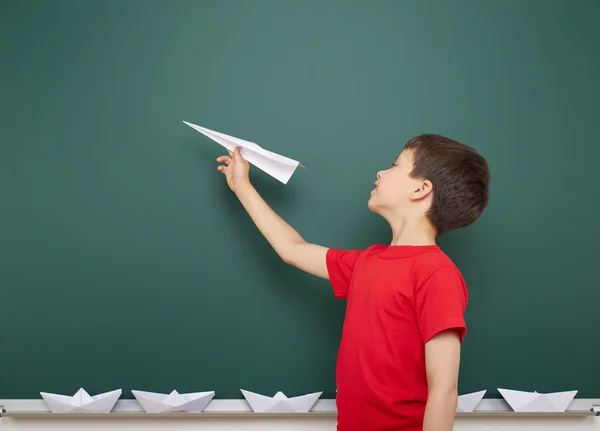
216 134 490 431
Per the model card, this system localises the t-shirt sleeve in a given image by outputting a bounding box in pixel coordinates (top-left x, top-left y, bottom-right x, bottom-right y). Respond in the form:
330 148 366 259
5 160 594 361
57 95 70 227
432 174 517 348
326 248 363 298
415 264 468 344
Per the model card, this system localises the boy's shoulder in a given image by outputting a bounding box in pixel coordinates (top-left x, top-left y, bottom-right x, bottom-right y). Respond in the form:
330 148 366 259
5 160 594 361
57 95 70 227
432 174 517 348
363 243 462 281
414 247 458 270
414 250 463 284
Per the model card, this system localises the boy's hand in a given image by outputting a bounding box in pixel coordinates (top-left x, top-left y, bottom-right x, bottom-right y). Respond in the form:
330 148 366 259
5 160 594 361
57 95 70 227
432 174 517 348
216 146 250 194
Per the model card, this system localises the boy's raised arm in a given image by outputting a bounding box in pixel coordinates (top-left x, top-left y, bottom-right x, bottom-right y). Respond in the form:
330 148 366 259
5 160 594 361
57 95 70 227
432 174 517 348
217 147 329 279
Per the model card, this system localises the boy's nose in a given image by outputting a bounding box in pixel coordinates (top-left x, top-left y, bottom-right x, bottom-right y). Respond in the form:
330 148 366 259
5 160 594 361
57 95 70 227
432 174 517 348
377 171 382 179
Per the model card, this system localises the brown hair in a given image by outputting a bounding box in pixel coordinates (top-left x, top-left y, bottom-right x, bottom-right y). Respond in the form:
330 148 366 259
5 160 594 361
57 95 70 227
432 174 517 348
404 134 490 236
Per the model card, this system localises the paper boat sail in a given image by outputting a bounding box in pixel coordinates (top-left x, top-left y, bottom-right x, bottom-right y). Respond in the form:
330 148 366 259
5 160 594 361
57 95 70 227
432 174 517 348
40 388 121 413
132 389 215 413
498 388 578 412
457 390 486 412
240 389 322 413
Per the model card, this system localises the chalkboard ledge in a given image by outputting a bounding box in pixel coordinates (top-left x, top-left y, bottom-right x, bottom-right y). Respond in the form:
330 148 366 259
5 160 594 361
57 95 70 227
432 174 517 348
1 399 599 419
1 410 599 419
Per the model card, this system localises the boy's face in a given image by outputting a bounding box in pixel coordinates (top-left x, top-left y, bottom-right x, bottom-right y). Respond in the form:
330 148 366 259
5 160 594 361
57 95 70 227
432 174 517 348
368 149 432 217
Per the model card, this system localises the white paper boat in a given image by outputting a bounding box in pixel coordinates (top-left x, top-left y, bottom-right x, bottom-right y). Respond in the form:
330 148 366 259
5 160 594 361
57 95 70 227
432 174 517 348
498 388 578 412
240 389 322 413
457 390 486 412
183 121 303 184
132 389 215 413
40 388 121 413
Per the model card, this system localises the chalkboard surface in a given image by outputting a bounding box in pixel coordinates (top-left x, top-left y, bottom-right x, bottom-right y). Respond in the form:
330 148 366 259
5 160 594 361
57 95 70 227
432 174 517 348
1 0 599 399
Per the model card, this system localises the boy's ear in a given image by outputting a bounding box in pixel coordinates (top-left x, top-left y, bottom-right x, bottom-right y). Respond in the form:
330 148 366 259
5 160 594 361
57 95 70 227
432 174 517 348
410 179 433 201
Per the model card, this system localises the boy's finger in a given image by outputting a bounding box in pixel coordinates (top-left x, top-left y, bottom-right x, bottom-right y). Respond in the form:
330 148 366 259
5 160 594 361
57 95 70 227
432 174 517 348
216 156 231 164
233 146 243 159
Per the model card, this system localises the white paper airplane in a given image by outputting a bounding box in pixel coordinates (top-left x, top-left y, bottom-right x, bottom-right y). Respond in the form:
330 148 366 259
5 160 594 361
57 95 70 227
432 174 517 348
457 390 486 412
498 388 578 412
183 121 303 184
240 389 322 413
132 389 215 413
40 388 121 413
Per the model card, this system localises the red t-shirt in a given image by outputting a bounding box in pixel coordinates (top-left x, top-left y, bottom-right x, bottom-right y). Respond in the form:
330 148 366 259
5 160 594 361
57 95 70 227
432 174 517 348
326 244 468 431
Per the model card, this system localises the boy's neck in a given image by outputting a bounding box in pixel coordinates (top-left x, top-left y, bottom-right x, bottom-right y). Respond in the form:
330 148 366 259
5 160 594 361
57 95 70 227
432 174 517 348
389 216 437 246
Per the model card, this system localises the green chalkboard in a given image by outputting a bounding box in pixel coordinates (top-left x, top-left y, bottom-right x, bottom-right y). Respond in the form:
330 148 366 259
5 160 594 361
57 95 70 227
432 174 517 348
1 0 599 399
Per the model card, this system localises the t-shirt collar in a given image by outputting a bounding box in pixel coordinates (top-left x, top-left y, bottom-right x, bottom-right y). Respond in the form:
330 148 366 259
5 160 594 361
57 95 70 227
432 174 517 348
379 244 441 259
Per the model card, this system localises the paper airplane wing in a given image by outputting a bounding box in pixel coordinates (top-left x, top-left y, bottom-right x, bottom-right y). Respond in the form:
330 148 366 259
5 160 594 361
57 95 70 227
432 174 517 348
243 148 299 184
253 145 301 167
457 390 486 412
285 392 323 412
498 388 538 412
184 121 251 151
183 121 297 165
184 121 301 184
